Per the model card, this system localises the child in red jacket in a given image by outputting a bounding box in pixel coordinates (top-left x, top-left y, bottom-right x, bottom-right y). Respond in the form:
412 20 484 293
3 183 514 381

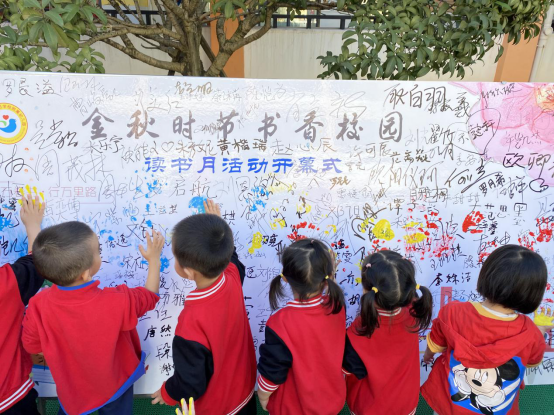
151 200 257 415
257 238 346 415
0 195 44 415
22 222 164 415
343 250 433 415
422 245 549 415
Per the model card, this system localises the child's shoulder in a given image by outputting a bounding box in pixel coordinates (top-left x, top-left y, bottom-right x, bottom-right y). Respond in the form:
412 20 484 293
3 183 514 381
437 300 477 320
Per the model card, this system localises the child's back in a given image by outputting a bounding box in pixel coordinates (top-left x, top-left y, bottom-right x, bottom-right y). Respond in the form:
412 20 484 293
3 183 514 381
155 203 256 415
163 259 256 414
23 281 158 413
345 309 419 414
343 251 432 415
260 295 346 414
422 245 548 415
22 222 164 415
257 239 346 415
422 301 545 415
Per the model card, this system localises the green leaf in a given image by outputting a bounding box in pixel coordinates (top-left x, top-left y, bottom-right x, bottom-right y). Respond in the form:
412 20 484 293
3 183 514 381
80 7 94 23
384 58 396 77
438 2 450 16
29 22 45 42
23 0 42 9
343 38 356 48
496 1 511 10
64 4 80 22
43 23 59 51
416 48 424 66
494 45 504 63
46 11 65 27
42 0 51 7
337 0 345 9
224 1 234 19
417 66 431 77
92 51 106 59
94 8 108 24
342 30 356 40
82 47 92 60
0 35 12 45
3 26 17 43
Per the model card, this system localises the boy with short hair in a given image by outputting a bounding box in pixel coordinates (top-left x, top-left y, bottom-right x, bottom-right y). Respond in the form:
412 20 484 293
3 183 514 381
22 222 165 415
151 199 257 415
1 195 44 415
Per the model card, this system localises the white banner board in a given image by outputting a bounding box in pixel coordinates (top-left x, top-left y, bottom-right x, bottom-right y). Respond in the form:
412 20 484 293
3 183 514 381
0 73 553 394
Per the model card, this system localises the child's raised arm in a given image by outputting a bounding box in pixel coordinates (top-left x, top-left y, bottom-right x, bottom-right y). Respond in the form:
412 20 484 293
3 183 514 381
139 229 165 293
10 194 46 305
203 199 247 284
20 194 45 252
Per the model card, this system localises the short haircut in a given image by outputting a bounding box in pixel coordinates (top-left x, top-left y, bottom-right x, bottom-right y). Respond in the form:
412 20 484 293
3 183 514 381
32 221 97 286
477 244 547 314
172 214 234 278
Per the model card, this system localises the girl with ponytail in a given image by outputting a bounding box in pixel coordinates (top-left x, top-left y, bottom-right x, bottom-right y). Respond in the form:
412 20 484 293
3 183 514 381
257 238 346 415
343 250 433 415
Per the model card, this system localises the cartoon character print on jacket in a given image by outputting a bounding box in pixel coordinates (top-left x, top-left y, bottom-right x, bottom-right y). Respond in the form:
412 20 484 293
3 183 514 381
448 352 524 416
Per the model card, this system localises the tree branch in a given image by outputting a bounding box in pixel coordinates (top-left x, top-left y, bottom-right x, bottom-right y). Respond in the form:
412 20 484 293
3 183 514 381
106 0 134 24
201 34 226 77
133 0 146 25
216 16 227 48
102 37 184 72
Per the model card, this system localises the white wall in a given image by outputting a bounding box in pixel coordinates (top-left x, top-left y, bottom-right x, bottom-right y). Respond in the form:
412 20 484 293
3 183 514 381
532 33 554 82
244 27 501 81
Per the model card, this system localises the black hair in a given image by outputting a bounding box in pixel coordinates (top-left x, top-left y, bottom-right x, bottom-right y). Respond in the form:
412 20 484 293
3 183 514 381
172 214 234 278
32 221 97 286
357 250 433 337
269 238 345 314
477 244 547 314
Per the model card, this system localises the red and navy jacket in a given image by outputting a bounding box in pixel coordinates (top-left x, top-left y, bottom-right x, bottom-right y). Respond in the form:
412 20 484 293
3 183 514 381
22 280 159 415
343 308 420 415
160 251 257 415
422 301 545 416
0 255 43 413
257 295 347 415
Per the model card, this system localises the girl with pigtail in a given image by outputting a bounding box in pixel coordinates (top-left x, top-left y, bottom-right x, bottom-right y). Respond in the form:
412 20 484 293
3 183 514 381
343 250 433 415
257 238 346 415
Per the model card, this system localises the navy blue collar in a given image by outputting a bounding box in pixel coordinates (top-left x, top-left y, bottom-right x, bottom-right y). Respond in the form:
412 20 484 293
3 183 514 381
56 280 96 291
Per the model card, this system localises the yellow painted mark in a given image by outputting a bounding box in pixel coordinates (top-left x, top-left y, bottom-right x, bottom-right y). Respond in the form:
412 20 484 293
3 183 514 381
404 221 423 228
355 277 362 284
404 233 428 244
373 219 395 241
270 218 286 230
248 232 263 254
18 185 45 208
268 183 294 194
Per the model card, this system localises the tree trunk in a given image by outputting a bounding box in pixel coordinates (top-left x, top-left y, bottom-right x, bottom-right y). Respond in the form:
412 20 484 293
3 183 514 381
184 21 204 76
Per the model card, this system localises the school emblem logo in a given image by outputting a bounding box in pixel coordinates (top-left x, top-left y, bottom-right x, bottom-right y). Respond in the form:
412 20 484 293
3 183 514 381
0 103 28 145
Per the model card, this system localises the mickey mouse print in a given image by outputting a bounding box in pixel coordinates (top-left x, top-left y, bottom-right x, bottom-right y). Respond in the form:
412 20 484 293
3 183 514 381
449 352 525 415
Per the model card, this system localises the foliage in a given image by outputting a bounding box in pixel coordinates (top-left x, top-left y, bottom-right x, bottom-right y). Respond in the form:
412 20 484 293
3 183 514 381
0 0 550 78
318 0 550 80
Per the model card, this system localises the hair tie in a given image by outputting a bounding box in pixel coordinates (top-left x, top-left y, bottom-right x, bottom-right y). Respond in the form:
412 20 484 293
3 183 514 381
365 263 371 268
416 284 420 290
279 273 284 278
371 287 378 293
